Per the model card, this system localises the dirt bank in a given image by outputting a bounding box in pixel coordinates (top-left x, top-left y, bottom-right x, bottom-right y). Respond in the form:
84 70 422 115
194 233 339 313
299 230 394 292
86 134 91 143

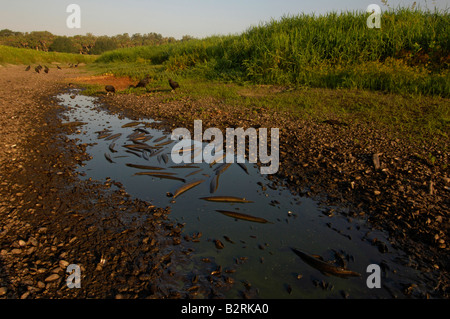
0 66 227 299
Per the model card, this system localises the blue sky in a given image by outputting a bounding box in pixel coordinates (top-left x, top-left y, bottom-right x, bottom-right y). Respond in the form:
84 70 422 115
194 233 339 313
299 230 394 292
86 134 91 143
0 0 447 39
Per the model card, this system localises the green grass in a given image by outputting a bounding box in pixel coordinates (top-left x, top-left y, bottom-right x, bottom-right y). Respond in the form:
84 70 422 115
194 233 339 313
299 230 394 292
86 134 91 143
0 45 97 65
95 8 450 97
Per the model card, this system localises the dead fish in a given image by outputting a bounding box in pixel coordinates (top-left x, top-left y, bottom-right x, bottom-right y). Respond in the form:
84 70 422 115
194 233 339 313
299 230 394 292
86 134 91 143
210 174 220 193
154 140 173 147
200 196 254 203
216 210 271 224
238 163 249 174
105 133 122 141
215 163 231 175
125 163 165 170
223 236 235 244
62 121 87 127
135 128 150 134
139 174 186 182
125 150 142 158
142 151 150 160
134 172 177 176
290 248 361 278
109 143 117 153
214 239 224 249
98 133 111 139
104 152 114 163
121 121 141 128
170 165 200 169
173 179 205 199
150 148 164 158
123 144 149 150
185 169 203 178
161 153 169 164
153 136 167 143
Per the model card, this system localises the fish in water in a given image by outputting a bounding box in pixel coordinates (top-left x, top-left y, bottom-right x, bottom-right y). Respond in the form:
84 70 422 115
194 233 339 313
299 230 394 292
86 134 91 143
104 152 114 163
210 174 220 193
238 163 249 174
154 140 173 147
121 121 141 128
153 136 167 143
185 169 203 178
290 248 361 278
161 153 169 164
105 133 122 141
200 196 254 203
142 174 186 183
125 163 165 170
215 163 231 176
173 179 205 199
108 143 117 153
216 210 271 224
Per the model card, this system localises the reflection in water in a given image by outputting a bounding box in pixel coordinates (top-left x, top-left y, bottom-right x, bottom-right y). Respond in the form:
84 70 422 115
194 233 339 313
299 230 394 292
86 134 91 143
57 89 427 299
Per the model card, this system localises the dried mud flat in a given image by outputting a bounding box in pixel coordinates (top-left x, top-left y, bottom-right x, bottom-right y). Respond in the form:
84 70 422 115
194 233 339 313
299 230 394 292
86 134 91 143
0 65 448 299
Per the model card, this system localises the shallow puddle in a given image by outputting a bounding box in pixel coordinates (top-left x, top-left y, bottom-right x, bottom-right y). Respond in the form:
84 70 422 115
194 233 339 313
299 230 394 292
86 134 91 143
57 89 430 298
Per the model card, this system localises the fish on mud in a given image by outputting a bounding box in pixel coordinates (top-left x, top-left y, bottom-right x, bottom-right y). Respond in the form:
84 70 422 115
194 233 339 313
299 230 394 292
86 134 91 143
104 152 114 163
121 121 142 128
98 133 112 139
125 163 165 170
105 133 122 141
200 196 254 203
142 151 150 160
125 150 142 158
173 179 205 199
216 210 271 224
290 248 361 278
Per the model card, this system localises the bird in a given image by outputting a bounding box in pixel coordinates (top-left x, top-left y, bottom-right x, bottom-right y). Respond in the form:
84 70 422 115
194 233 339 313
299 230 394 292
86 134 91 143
34 66 40 73
25 65 31 71
57 65 62 70
169 79 180 91
135 76 151 88
105 85 116 95
44 66 49 73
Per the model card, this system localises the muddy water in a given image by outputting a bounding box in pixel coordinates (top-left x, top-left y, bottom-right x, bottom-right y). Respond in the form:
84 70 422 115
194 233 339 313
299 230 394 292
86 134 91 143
57 89 428 299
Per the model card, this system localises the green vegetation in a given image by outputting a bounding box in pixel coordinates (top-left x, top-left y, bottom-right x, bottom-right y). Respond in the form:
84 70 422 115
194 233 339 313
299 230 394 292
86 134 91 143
96 8 449 97
0 45 96 65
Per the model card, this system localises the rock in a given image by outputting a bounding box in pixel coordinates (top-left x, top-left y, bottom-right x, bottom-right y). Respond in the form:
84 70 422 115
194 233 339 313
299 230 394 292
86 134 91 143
0 287 7 296
44 274 60 282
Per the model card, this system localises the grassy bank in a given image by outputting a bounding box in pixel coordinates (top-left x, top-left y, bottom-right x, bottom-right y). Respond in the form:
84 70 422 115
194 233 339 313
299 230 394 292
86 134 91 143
0 45 97 65
96 8 449 97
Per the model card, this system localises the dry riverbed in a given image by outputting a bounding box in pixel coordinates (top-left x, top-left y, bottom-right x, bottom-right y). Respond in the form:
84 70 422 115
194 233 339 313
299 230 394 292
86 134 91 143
0 65 448 298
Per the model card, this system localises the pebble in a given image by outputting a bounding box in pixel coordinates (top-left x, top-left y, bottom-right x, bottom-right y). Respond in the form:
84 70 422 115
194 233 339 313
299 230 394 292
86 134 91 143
45 274 60 282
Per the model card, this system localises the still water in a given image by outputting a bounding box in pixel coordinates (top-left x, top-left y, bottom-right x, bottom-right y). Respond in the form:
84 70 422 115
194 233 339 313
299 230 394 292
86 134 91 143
57 89 428 299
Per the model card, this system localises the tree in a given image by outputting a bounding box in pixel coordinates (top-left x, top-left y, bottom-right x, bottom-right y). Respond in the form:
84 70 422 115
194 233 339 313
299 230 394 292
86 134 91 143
90 36 118 54
49 36 77 53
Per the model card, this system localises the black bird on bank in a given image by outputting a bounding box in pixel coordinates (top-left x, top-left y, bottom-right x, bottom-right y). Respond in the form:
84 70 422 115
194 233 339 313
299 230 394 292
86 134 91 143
57 65 62 70
34 66 41 73
44 65 49 73
135 75 152 88
105 85 116 94
25 65 31 71
169 79 180 91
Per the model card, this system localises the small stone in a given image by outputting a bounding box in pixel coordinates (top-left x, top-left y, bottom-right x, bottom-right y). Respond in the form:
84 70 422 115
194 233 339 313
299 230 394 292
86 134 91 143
374 190 381 196
0 287 7 296
45 274 60 282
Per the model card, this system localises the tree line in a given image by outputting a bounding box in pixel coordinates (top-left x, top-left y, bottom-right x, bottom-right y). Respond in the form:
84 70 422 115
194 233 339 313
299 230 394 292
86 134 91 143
0 29 195 55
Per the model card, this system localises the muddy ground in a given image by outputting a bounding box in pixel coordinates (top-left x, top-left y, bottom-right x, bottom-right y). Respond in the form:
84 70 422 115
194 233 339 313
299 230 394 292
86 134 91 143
0 65 448 299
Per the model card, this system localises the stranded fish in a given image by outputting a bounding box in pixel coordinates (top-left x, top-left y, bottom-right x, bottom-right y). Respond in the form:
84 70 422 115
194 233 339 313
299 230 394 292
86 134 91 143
121 121 141 128
290 248 361 278
109 143 117 153
216 210 271 224
125 163 165 170
134 172 176 176
105 133 122 141
200 196 254 203
104 152 114 163
173 179 205 199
